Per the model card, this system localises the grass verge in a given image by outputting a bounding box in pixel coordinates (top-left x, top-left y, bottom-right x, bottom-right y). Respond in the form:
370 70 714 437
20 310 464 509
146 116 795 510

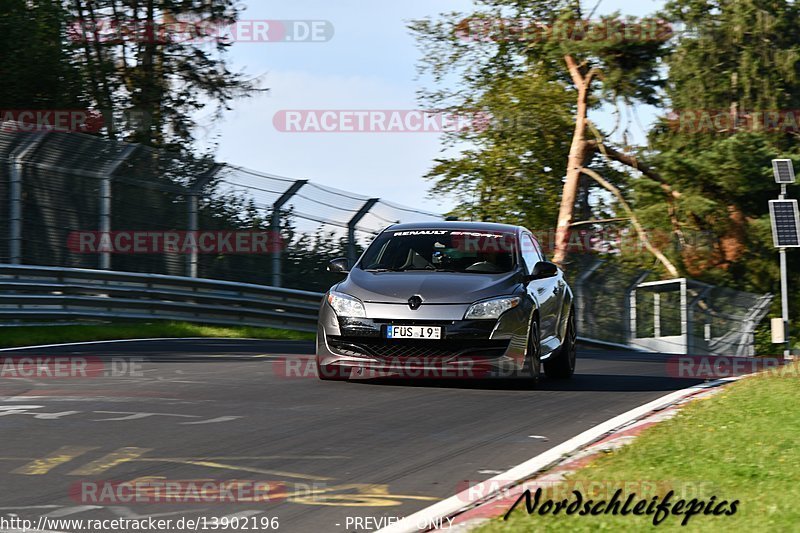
479 362 800 532
0 321 314 349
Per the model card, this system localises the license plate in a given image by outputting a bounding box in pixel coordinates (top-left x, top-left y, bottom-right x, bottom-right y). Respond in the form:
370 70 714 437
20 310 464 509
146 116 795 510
386 326 442 339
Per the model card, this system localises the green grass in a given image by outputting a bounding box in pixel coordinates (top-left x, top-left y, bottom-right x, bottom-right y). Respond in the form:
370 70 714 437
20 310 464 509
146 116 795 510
0 321 314 349
479 363 800 532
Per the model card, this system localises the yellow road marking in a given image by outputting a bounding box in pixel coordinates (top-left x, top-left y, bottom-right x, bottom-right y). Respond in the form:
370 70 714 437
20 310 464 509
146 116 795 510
283 483 440 507
68 447 152 475
166 460 333 481
137 455 348 461
12 446 98 475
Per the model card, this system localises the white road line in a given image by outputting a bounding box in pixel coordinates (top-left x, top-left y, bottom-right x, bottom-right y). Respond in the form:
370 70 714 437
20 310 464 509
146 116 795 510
0 337 279 353
378 377 741 533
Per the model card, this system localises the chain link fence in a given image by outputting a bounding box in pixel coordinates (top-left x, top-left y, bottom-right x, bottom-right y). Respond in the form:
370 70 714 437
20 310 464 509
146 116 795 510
0 125 773 354
570 257 773 356
0 126 440 292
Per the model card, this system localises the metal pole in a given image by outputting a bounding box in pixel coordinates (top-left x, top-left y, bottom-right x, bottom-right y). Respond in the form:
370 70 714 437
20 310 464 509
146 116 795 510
8 134 46 264
626 271 650 345
680 278 689 354
575 259 602 338
653 293 661 338
780 247 790 358
186 164 224 278
348 199 379 266
187 193 199 277
98 145 137 270
779 183 791 359
9 158 22 264
270 180 307 287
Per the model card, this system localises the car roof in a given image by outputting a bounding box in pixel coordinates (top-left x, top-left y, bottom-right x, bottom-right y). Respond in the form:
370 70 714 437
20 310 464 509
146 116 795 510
386 221 525 233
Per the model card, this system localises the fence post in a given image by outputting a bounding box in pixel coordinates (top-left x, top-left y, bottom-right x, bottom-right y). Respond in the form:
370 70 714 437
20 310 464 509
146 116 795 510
626 271 650 344
680 278 689 354
8 134 46 264
186 164 224 278
98 145 137 270
573 259 602 338
347 199 379 266
270 180 307 287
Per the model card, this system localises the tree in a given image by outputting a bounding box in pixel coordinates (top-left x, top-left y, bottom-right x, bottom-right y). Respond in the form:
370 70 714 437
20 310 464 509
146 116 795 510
67 0 262 151
640 0 800 296
0 0 87 109
418 69 574 231
412 1 674 269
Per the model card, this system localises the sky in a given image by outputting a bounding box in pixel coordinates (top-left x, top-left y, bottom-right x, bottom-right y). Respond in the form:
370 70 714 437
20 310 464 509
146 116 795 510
209 0 667 214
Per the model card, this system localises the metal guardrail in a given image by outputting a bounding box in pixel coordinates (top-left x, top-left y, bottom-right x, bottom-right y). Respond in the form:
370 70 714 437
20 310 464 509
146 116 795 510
0 264 770 356
0 264 323 332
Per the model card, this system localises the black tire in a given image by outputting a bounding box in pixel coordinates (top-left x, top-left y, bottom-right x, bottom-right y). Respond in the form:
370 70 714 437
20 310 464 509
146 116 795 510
521 319 541 384
316 359 350 381
544 310 576 379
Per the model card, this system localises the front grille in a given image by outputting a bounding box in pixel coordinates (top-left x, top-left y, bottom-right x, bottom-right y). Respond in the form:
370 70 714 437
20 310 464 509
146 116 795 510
328 338 509 360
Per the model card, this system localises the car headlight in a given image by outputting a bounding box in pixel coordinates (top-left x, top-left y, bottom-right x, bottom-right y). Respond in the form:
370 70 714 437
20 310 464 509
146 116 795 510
327 291 367 318
464 296 521 320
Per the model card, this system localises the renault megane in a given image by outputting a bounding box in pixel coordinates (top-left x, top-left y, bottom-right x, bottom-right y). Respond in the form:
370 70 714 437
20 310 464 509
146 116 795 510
315 222 576 382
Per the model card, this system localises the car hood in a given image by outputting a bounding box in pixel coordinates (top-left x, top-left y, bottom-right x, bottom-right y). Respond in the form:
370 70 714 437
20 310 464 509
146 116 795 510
336 268 522 305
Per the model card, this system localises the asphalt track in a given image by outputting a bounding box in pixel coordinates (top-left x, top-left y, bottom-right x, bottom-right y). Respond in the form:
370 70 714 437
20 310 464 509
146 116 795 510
0 339 704 533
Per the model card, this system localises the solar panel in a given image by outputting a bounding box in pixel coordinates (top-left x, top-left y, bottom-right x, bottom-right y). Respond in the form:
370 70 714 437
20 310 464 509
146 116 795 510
772 159 796 184
769 200 800 247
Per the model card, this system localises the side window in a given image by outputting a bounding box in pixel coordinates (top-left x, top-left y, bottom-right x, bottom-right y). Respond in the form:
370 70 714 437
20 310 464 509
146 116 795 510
521 234 542 274
532 235 546 262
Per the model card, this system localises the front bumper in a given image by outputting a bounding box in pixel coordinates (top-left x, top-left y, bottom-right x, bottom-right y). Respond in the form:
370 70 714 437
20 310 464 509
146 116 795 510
316 300 530 379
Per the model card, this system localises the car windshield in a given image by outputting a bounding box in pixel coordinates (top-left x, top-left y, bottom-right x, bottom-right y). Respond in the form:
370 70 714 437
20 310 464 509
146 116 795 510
359 229 518 274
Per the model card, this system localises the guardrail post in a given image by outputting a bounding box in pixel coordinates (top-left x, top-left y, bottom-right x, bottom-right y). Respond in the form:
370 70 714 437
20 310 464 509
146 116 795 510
98 145 137 270
186 164 224 278
271 180 307 287
8 133 46 264
347 199 379 266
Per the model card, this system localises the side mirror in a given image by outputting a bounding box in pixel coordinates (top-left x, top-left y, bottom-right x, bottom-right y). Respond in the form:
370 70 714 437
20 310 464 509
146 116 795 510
528 261 558 281
327 257 351 274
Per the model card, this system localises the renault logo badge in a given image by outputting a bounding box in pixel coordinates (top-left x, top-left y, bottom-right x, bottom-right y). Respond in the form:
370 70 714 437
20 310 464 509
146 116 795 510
408 295 423 310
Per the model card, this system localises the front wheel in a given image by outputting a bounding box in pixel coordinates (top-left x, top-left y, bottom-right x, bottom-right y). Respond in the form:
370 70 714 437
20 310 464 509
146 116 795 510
544 310 576 379
521 320 541 384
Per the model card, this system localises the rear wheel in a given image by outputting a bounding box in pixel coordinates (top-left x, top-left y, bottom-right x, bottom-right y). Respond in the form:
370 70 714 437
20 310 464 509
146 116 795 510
544 310 576 379
521 320 541 384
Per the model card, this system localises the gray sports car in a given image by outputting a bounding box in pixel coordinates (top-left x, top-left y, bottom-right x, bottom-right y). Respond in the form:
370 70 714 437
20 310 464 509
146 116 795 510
315 222 576 382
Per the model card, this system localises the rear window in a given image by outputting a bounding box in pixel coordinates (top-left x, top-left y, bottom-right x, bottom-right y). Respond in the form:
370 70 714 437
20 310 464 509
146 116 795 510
359 230 518 274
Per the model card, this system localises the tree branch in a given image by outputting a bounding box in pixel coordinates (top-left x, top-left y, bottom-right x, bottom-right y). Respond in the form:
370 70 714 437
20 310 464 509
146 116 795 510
585 128 686 247
580 166 680 277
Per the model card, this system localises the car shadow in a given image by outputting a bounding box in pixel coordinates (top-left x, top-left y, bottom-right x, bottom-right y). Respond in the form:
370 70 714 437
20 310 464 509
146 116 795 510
345 373 706 392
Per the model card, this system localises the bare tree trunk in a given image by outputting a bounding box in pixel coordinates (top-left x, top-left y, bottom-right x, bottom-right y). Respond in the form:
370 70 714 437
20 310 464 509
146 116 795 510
552 55 593 266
